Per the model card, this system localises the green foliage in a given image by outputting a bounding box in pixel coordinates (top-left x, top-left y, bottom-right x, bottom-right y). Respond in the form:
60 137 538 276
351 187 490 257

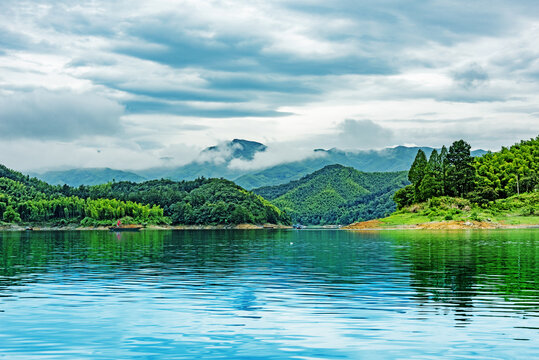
395 136 538 210
446 139 475 197
167 179 290 225
254 164 409 225
408 149 428 194
393 184 414 209
474 136 539 198
418 172 443 202
3 205 21 223
384 192 539 225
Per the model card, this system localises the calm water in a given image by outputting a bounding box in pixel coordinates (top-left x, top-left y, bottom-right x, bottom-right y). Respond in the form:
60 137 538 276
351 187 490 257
0 230 537 359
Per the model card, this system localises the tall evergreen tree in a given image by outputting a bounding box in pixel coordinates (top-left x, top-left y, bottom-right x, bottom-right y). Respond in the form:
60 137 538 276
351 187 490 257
439 145 448 195
417 149 443 201
446 140 475 197
408 149 428 201
428 149 442 177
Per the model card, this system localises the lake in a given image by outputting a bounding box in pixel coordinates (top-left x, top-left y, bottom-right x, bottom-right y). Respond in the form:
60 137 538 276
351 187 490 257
0 229 537 359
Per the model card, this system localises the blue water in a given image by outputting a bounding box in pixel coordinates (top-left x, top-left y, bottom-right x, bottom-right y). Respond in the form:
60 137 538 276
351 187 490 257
0 230 537 359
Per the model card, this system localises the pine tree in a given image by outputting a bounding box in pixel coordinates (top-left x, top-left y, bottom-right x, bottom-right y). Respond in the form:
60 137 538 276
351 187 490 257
408 149 428 201
446 140 475 197
440 145 448 195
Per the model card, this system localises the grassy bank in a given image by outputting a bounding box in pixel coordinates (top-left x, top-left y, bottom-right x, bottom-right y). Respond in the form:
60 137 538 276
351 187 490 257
345 193 539 229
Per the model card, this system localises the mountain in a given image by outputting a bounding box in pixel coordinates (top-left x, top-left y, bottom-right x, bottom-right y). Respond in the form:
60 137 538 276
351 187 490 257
253 164 409 225
33 168 146 187
235 146 487 189
203 139 266 161
29 140 486 189
138 139 267 181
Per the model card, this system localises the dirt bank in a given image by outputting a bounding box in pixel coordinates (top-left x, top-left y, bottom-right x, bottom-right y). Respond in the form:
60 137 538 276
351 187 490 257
342 220 535 230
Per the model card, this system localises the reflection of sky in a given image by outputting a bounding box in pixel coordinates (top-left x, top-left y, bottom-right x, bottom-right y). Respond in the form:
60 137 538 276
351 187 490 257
0 230 537 359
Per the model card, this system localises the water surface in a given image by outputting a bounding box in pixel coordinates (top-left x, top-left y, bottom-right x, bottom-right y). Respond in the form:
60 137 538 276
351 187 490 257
0 229 537 359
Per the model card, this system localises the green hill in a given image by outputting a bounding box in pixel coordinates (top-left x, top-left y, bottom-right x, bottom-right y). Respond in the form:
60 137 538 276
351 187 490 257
253 164 409 225
0 164 290 227
77 177 291 226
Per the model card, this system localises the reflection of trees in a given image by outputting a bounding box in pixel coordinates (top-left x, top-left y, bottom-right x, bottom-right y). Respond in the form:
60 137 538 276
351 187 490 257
393 230 538 324
0 231 167 289
1 229 535 321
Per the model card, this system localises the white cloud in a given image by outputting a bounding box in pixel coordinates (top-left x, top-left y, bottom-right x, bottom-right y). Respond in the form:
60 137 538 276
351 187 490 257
0 89 124 140
0 0 538 170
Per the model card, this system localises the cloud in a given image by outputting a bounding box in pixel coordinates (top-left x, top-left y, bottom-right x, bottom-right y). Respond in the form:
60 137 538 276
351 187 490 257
1 0 539 170
0 89 124 140
228 143 326 171
452 63 489 89
335 119 394 149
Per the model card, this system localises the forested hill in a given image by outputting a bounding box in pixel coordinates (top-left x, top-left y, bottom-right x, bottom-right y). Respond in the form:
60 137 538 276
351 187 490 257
253 164 409 225
72 178 291 225
0 164 291 227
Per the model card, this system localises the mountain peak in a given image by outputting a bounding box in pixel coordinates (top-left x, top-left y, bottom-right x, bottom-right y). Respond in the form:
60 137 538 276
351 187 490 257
202 139 267 161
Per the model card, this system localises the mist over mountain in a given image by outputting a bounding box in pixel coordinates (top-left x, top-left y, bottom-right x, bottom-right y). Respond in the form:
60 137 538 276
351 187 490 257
33 139 486 188
32 168 146 187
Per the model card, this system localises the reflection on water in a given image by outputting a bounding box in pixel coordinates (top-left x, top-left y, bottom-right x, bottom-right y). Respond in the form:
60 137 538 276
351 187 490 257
0 229 537 359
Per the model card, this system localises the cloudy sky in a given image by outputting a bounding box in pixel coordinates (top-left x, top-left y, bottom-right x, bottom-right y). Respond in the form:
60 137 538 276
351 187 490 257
1 0 538 171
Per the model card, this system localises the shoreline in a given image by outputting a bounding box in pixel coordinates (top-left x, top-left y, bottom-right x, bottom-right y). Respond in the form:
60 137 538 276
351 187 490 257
1 221 538 231
342 219 539 230
0 223 293 231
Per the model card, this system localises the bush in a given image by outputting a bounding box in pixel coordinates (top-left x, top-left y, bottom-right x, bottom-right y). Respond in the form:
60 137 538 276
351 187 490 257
469 211 482 222
2 206 21 223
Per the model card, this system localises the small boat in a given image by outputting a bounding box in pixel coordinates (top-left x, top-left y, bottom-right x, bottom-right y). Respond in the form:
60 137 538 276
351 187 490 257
109 225 143 232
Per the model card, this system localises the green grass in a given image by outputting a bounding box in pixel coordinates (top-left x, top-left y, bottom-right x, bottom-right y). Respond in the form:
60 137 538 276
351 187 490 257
378 193 539 226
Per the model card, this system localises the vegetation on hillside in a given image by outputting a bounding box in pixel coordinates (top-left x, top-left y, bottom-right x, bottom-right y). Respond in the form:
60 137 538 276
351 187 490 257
379 193 539 227
0 165 291 227
394 136 539 210
254 164 409 225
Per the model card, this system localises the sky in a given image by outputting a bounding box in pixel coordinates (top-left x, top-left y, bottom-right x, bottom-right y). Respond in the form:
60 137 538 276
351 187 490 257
1 0 538 171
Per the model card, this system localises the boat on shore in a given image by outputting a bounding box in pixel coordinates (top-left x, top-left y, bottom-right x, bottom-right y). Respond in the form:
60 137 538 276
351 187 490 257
109 224 143 232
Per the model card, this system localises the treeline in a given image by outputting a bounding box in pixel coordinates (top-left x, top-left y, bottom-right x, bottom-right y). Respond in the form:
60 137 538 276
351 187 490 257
0 177 165 226
0 165 291 226
394 136 539 209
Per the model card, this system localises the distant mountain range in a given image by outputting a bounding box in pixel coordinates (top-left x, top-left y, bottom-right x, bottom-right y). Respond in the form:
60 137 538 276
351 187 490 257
253 164 409 225
30 168 145 187
33 139 487 188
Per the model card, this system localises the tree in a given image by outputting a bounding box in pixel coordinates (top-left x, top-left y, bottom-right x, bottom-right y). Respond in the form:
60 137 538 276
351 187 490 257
408 150 428 201
446 140 475 197
3 206 21 223
439 145 448 195
393 185 414 209
428 149 442 177
418 173 443 201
